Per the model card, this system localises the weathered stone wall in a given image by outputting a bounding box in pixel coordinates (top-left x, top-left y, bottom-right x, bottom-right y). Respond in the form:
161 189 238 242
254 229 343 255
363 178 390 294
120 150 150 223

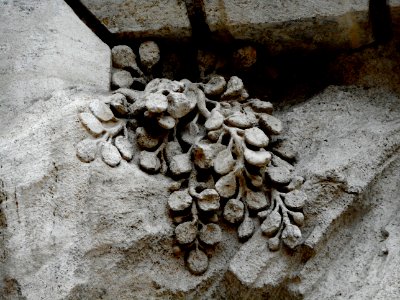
1 1 400 299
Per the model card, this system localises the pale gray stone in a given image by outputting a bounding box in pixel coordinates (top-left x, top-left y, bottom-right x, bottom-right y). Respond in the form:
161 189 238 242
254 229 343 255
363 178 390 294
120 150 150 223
139 41 160 70
139 150 161 173
203 75 226 97
259 113 283 135
168 189 193 212
145 92 168 113
266 166 292 185
78 112 105 137
111 45 137 69
244 127 269 148
89 99 115 122
221 76 244 100
248 99 274 114
245 190 268 211
158 115 176 129
169 153 192 176
101 142 122 167
76 139 98 163
114 136 133 161
244 148 271 167
261 211 282 236
197 189 220 211
199 223 222 246
215 172 237 198
187 249 209 275
111 70 134 89
284 190 307 210
223 199 245 224
175 221 197 245
167 92 197 119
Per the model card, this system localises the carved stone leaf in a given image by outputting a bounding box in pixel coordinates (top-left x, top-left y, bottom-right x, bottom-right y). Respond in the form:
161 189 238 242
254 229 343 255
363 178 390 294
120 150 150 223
89 99 115 122
139 150 160 173
79 112 105 137
245 190 268 211
214 148 236 175
205 109 224 131
197 189 220 211
175 221 197 245
261 211 282 236
215 171 237 198
101 142 122 167
187 248 208 275
238 214 255 240
282 224 302 249
168 189 193 212
199 223 222 246
114 136 133 161
76 139 98 163
223 199 244 224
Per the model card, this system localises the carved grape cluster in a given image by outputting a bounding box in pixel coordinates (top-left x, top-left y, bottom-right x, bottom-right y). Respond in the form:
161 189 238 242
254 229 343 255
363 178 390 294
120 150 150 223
76 43 307 275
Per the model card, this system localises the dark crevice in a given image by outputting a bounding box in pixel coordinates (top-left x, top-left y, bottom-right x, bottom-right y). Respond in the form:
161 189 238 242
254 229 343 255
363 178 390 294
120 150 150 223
369 0 393 44
185 0 212 46
64 0 115 46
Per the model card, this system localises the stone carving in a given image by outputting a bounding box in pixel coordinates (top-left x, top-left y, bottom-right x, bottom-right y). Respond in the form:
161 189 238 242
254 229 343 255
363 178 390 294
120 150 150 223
76 43 306 275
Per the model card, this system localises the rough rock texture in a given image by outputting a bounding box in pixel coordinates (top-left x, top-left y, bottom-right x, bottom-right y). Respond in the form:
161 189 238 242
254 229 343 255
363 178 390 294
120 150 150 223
204 0 373 52
79 0 192 39
2 0 400 299
223 86 400 299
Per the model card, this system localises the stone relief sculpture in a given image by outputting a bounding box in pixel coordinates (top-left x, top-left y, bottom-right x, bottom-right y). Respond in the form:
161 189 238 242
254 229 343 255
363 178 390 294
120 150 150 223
76 42 306 275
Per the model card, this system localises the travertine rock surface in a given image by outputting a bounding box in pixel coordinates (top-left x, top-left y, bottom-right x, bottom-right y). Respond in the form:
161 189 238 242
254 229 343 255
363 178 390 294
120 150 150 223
1 0 400 299
79 0 192 39
203 0 373 51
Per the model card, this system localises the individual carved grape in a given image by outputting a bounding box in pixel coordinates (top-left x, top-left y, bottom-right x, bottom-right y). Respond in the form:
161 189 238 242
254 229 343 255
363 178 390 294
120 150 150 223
225 111 257 129
238 212 255 240
197 189 220 212
199 223 222 246
268 236 280 251
89 99 115 122
203 75 226 97
114 136 133 161
157 115 176 130
205 109 224 131
167 91 197 118
139 150 160 173
187 248 208 275
284 190 307 210
244 148 271 167
244 127 269 148
290 211 305 226
245 190 268 211
168 189 193 212
266 166 292 185
223 199 244 224
215 172 237 198
281 224 302 249
136 127 160 150
101 142 122 167
145 92 168 113
175 221 197 245
259 113 283 135
261 211 282 237
79 112 105 137
76 139 98 163
169 153 192 176
213 149 235 175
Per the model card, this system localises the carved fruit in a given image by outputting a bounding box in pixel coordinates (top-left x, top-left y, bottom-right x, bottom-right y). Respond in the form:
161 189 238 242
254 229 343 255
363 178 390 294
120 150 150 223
244 148 271 167
284 190 307 210
187 248 208 275
139 150 160 173
244 127 269 148
268 237 280 251
79 112 105 137
290 211 305 226
158 115 176 130
261 211 282 236
101 142 121 167
168 189 193 212
205 110 224 131
89 99 115 122
136 127 160 150
169 153 192 176
282 224 302 249
214 149 235 175
175 221 197 245
245 190 268 211
223 199 244 224
238 213 255 240
215 172 237 198
197 189 220 212
145 92 168 113
199 223 222 246
76 139 98 163
114 136 133 160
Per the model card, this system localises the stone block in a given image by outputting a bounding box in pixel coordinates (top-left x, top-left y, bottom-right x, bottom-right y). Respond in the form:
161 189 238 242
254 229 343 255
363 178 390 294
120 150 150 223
204 0 374 52
79 0 192 39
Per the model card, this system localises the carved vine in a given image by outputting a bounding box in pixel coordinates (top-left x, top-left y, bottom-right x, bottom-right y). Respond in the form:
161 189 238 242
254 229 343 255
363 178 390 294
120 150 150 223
75 44 307 275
